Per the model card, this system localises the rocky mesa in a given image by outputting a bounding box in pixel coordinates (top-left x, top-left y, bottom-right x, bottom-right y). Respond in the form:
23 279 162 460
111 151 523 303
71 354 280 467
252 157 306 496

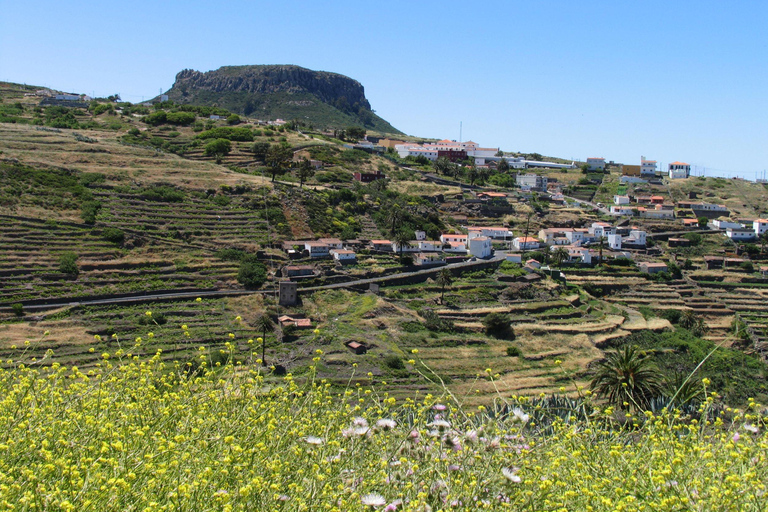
162 65 401 133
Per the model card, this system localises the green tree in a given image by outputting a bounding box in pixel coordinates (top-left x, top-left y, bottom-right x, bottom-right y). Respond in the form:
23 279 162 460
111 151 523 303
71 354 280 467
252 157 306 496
237 257 267 289
252 142 270 161
435 268 453 304
698 216 709 227
265 143 293 182
59 252 79 276
254 314 274 365
497 158 510 173
597 236 606 266
346 126 366 140
483 312 513 338
227 114 241 125
296 158 315 188
590 345 664 410
204 138 231 163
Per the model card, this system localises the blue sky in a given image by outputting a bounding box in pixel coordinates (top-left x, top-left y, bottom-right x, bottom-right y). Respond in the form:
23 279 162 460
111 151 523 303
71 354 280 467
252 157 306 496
2 0 766 178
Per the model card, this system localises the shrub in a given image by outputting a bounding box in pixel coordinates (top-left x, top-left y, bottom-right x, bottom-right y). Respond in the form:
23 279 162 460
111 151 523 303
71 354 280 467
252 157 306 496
237 257 267 289
80 201 101 224
58 252 79 276
384 355 405 370
483 312 513 338
215 248 247 262
140 186 185 203
740 261 755 273
11 303 24 317
506 345 523 357
102 227 125 245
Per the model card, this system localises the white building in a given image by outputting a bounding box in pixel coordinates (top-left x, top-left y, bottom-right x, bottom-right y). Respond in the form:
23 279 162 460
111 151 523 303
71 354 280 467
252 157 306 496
468 237 493 258
512 237 540 251
391 241 420 253
330 249 356 262
624 230 647 247
614 195 630 205
418 240 443 252
304 242 330 258
414 252 446 266
586 157 606 171
726 228 756 241
610 206 635 216
589 222 614 238
466 226 514 240
505 254 522 264
516 174 548 190
668 161 691 179
414 230 426 241
640 156 657 177
710 219 744 230
753 219 768 238
318 238 343 250
440 233 468 245
607 234 622 250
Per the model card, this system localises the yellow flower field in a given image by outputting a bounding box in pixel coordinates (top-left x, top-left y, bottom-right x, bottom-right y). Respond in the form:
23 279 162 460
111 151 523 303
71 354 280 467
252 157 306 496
0 342 766 511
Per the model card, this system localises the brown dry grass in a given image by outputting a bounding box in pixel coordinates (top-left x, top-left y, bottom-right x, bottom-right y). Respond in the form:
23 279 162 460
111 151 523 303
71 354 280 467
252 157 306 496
0 124 273 190
0 321 90 349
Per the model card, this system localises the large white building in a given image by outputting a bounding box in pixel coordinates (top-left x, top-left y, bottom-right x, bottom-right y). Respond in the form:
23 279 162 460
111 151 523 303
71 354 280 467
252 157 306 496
586 157 606 171
468 237 493 258
516 174 548 190
640 156 657 177
668 161 691 179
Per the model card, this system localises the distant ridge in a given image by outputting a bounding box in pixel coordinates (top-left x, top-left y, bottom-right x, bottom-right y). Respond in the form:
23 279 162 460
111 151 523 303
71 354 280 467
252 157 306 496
160 65 402 133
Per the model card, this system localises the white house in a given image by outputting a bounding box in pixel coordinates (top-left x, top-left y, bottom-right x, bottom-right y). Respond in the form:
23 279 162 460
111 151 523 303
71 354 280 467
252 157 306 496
444 241 467 253
370 240 393 252
330 249 356 263
614 195 630 205
710 219 744 230
589 222 614 238
440 233 468 245
754 219 768 238
513 236 540 251
586 157 606 171
468 237 493 258
565 229 591 244
318 238 343 250
304 242 330 258
625 229 647 247
516 174 548 190
607 234 622 250
418 240 443 252
505 254 522 264
725 228 756 241
414 230 426 241
391 241 420 253
610 206 635 216
668 161 691 179
466 226 514 240
640 157 657 177
414 252 446 266
538 227 574 244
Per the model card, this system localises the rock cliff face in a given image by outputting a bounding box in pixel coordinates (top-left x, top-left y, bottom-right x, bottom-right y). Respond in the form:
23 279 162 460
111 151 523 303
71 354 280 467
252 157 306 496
173 66 371 110
163 65 400 133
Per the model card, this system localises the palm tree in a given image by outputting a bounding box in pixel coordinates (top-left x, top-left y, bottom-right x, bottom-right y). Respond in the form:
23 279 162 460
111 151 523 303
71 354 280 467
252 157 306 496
254 314 274 365
590 345 664 410
435 268 453 304
386 204 405 236
393 230 411 263
551 247 570 268
679 309 705 336
466 166 478 186
760 233 768 254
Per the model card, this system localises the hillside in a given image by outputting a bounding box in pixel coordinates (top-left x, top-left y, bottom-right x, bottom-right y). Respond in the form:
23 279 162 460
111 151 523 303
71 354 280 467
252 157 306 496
161 65 402 133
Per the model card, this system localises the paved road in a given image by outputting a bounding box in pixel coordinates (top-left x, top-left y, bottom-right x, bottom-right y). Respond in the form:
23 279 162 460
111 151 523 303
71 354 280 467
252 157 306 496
4 254 507 313
563 195 610 215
